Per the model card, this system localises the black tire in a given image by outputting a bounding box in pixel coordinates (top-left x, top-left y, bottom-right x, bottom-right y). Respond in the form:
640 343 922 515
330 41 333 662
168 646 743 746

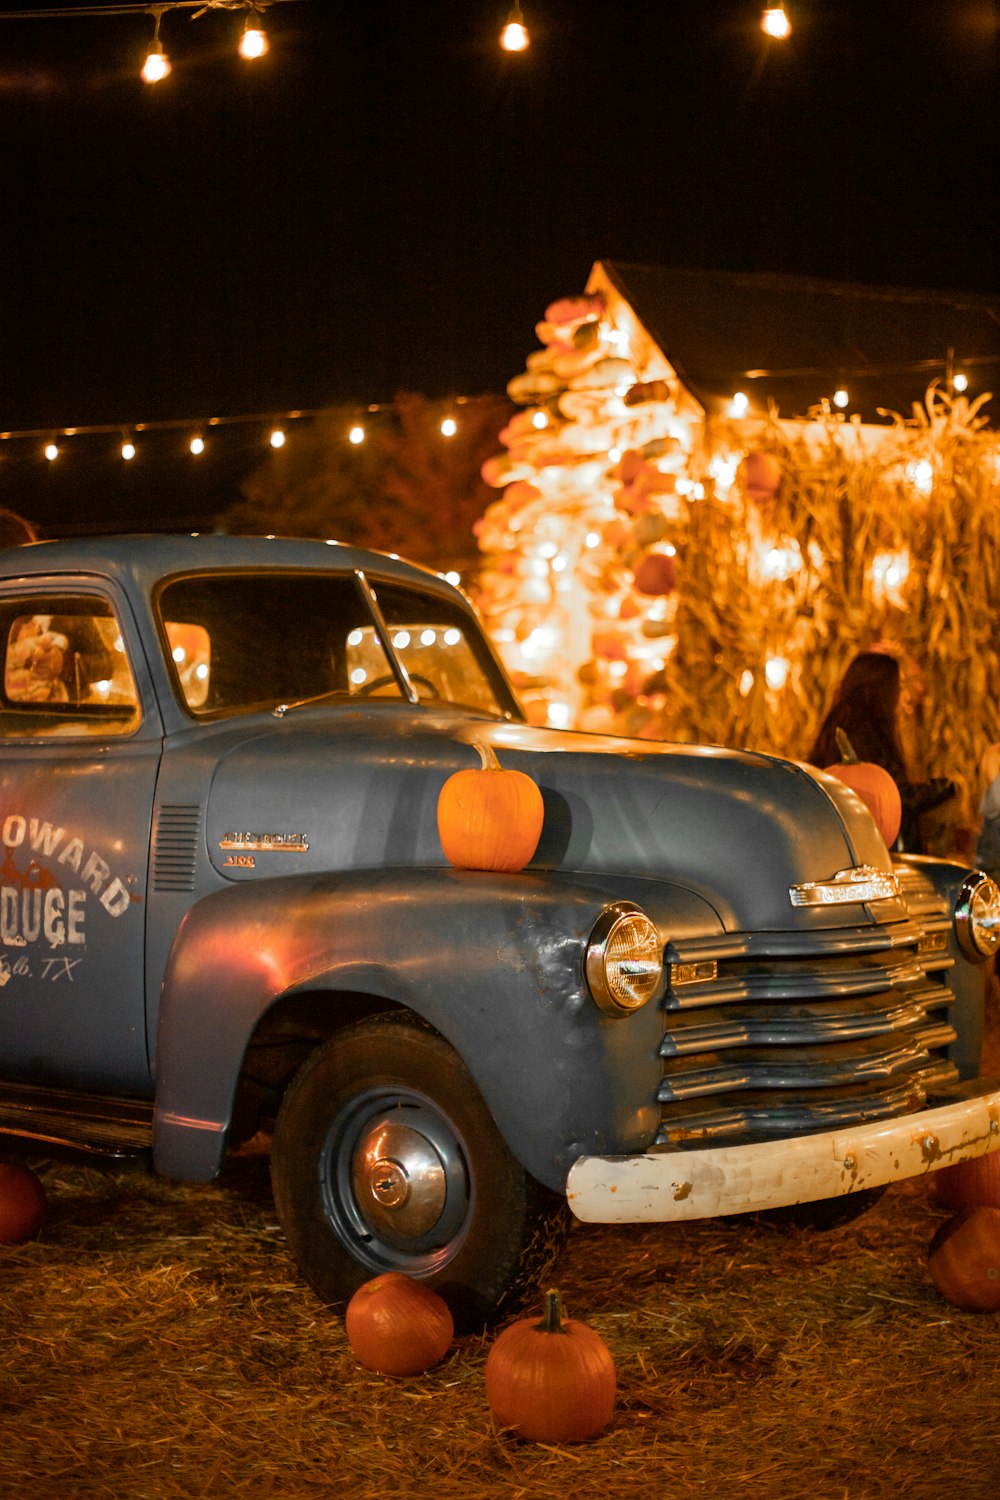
270 1014 569 1331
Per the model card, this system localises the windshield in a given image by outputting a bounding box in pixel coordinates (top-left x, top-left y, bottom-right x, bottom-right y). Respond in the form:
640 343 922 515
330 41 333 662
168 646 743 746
157 570 516 719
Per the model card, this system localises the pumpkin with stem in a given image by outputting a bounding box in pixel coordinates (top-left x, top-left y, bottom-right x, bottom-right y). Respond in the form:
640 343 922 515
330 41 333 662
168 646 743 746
485 1289 616 1443
822 728 902 848
437 741 544 873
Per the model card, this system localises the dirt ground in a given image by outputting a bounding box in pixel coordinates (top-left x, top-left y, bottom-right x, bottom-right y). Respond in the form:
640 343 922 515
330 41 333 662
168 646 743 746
2 994 999 1500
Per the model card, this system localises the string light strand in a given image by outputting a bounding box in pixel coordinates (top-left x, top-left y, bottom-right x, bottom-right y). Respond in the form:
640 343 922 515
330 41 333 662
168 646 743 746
0 393 499 452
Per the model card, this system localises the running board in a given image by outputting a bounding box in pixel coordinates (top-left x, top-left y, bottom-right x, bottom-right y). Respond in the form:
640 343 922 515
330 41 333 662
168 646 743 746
0 1080 154 1159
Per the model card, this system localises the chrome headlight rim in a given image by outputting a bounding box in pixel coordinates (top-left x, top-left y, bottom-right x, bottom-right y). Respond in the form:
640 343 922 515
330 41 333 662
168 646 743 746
584 901 664 1017
954 870 1000 963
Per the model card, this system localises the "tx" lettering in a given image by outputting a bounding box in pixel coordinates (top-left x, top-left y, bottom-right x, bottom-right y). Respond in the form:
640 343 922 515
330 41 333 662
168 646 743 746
40 957 83 982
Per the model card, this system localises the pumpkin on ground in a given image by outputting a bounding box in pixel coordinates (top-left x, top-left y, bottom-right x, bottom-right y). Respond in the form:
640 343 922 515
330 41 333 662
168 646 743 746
437 742 544 873
484 1289 616 1443
822 728 902 847
0 1161 47 1244
934 1150 1000 1212
344 1272 454 1376
928 1206 1000 1311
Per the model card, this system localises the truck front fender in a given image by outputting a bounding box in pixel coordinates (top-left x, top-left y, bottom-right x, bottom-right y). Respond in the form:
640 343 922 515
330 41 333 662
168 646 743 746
152 866 721 1188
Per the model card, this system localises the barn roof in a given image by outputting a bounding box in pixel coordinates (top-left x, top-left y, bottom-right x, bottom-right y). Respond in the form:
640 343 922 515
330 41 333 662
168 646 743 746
598 261 1000 425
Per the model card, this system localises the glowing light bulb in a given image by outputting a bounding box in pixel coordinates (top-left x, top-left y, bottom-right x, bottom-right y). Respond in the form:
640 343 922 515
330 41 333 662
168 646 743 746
871 550 910 606
765 655 790 690
239 17 269 59
761 6 791 39
44 442 59 461
708 453 740 495
907 459 934 495
833 388 849 409
729 392 750 418
501 4 530 51
121 438 136 461
141 42 171 84
348 425 365 445
954 371 969 393
531 410 549 430
189 435 205 455
269 428 286 449
440 416 458 437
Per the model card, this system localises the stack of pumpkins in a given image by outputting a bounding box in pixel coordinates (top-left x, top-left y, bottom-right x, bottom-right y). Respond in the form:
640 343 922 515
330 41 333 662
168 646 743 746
473 291 694 733
928 1153 1000 1312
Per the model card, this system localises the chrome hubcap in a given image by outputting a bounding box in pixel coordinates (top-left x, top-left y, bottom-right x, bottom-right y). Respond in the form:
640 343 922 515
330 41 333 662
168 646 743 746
354 1118 448 1240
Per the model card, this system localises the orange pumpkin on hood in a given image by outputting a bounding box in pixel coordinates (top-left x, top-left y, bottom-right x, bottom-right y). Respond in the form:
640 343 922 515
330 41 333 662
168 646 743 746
437 742 544 873
823 729 902 847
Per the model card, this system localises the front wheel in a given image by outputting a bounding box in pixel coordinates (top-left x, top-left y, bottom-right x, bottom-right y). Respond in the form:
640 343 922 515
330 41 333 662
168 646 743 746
270 1014 569 1330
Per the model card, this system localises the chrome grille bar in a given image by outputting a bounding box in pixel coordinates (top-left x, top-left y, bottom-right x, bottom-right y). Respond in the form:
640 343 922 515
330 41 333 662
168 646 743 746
656 905 961 1148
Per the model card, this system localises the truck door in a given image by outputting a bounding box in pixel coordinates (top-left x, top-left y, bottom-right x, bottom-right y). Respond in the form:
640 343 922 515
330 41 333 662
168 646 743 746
0 583 161 1094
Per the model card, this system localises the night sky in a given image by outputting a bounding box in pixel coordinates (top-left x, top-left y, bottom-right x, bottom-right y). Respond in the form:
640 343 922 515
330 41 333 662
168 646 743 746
2 0 998 532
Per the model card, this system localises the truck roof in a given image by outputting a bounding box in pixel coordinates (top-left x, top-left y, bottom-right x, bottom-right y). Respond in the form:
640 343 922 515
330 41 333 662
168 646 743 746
0 532 458 599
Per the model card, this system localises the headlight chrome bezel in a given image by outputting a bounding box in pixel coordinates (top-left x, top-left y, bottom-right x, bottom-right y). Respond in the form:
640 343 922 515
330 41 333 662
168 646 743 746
585 902 664 1017
954 871 1000 962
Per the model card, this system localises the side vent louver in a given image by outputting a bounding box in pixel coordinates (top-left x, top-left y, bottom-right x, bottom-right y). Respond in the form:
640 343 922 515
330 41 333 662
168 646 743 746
152 805 202 893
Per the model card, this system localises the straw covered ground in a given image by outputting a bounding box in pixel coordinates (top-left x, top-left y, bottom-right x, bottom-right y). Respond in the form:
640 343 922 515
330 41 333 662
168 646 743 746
3 1025 1000 1500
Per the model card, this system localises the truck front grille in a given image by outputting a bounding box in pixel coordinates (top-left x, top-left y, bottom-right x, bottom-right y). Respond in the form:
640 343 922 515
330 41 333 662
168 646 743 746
656 913 960 1147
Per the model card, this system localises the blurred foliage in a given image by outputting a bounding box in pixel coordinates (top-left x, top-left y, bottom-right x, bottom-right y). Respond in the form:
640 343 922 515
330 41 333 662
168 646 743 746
218 393 511 573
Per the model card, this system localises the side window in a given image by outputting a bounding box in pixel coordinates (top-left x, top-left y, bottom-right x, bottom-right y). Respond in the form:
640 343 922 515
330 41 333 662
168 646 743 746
0 595 140 739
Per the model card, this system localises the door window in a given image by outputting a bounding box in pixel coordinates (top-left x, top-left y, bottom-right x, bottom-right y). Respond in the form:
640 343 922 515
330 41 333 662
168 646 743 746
0 595 140 738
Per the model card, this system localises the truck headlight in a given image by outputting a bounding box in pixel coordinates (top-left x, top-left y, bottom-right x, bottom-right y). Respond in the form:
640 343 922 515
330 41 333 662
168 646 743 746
585 903 663 1016
954 872 1000 962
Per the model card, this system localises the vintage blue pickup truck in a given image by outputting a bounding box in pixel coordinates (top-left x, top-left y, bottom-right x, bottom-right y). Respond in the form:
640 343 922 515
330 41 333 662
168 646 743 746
1 533 999 1327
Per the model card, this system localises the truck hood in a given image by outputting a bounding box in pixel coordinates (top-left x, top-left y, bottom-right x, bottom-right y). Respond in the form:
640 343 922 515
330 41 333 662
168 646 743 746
199 707 892 933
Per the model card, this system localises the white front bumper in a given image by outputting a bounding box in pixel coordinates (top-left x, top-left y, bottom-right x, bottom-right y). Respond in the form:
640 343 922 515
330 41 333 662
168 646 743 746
565 1084 1000 1223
